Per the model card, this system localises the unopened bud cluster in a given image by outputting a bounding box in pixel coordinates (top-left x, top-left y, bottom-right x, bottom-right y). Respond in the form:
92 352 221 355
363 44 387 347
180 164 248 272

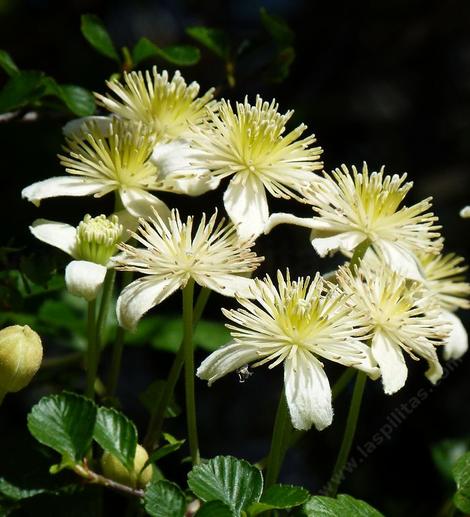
76 214 123 265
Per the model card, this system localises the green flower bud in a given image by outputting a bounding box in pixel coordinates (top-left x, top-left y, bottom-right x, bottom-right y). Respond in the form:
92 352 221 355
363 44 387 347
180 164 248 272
101 444 153 488
0 325 43 402
76 214 123 265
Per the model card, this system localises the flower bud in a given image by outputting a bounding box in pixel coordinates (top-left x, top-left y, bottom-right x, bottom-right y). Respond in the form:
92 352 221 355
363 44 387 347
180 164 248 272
101 444 153 488
0 325 43 401
76 214 123 265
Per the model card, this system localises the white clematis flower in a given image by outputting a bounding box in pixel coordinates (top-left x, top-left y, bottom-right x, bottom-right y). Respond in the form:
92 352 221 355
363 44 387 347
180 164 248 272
114 209 264 330
417 252 470 360
189 96 323 239
265 163 443 280
22 119 170 220
336 264 449 395
197 271 379 431
94 67 219 197
461 206 470 218
30 213 128 301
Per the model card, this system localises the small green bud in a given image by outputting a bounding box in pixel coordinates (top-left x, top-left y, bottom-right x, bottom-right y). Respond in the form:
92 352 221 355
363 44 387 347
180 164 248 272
101 444 153 488
0 325 43 402
76 214 123 265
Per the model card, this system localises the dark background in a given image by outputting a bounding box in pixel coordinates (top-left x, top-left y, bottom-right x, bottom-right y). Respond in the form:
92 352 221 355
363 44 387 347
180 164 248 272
1 1 470 515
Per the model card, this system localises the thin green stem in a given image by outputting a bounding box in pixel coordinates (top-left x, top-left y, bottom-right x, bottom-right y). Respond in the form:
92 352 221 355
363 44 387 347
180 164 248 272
85 300 98 399
41 352 83 370
326 371 367 497
107 327 125 398
332 367 356 399
265 388 291 488
143 288 211 451
95 269 116 350
182 279 199 465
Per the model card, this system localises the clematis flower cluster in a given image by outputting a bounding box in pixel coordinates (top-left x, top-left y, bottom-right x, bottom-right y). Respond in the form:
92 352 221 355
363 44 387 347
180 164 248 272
20 65 470 436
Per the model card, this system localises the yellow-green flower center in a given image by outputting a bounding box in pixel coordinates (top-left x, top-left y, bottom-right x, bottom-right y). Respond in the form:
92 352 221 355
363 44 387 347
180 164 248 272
76 214 123 265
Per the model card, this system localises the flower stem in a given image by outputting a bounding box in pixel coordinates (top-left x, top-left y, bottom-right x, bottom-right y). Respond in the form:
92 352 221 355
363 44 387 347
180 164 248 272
326 370 367 496
265 387 291 488
182 279 200 465
95 269 116 349
143 288 211 451
85 300 98 399
332 367 356 399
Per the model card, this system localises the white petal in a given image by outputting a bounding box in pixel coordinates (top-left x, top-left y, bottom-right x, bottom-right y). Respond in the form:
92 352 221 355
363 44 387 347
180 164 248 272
65 260 107 301
117 276 182 330
120 188 171 220
460 206 470 218
196 340 259 386
30 219 77 257
195 274 257 299
264 213 322 235
151 139 220 196
373 240 423 280
223 174 269 239
284 349 333 431
114 209 140 243
311 230 365 258
22 177 106 206
442 310 468 360
371 332 408 395
63 116 113 139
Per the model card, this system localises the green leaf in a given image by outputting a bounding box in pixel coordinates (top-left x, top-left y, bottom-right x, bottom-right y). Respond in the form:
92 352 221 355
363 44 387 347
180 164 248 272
188 456 263 516
0 50 19 76
453 452 470 512
93 407 137 471
248 484 310 515
146 433 185 466
0 70 44 112
80 14 120 62
194 320 231 352
27 392 97 464
303 494 384 517
186 26 230 60
260 8 294 48
157 45 200 66
58 85 96 116
196 501 235 517
432 439 469 482
132 37 160 66
139 379 181 418
0 478 44 501
267 46 295 83
144 480 185 517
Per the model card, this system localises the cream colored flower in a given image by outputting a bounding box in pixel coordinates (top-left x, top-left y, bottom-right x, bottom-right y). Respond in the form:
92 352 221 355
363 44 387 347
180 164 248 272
197 271 379 431
265 163 443 280
22 119 170 219
115 209 263 330
189 96 323 239
460 206 470 218
94 67 219 196
417 252 470 360
30 213 131 301
336 264 449 395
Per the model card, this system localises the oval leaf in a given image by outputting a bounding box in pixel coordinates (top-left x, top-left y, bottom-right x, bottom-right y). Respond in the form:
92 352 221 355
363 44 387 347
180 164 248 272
59 85 96 116
144 480 185 517
0 50 19 76
249 484 310 515
259 8 294 48
80 14 119 62
188 456 263 516
186 26 230 60
453 452 470 512
196 500 234 517
132 37 159 66
303 494 384 517
0 71 44 113
93 406 137 471
27 392 97 464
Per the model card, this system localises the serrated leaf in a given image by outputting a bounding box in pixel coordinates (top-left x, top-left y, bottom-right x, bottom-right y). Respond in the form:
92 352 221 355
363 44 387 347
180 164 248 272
27 392 97 464
0 50 19 76
196 500 234 516
0 70 44 112
58 85 96 116
188 456 263 516
0 478 45 501
93 407 137 471
452 452 470 512
303 494 384 517
186 26 230 60
249 484 310 514
80 14 119 62
144 480 185 517
260 8 294 48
